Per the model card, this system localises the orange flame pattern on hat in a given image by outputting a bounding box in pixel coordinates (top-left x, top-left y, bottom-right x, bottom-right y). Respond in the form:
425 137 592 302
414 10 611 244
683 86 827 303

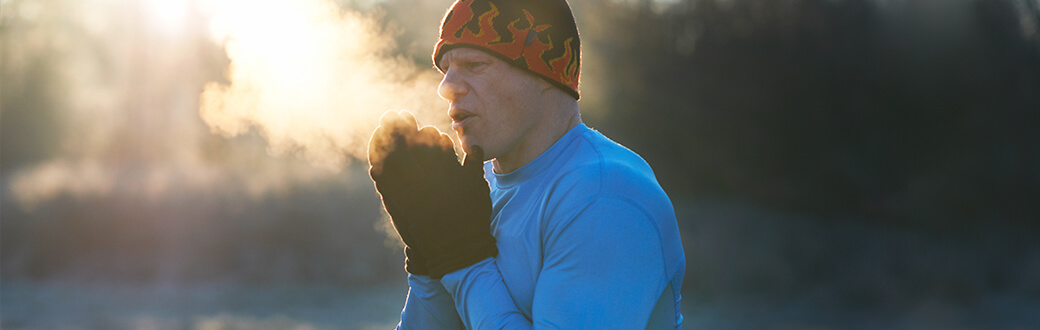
433 0 580 98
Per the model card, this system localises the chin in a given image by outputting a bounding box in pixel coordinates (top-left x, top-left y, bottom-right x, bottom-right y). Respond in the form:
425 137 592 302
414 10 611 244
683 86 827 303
461 141 492 161
457 132 493 157
459 133 476 146
457 136 476 153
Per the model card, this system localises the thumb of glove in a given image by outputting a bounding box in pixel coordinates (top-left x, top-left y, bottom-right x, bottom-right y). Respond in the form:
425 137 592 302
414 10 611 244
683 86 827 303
462 146 485 174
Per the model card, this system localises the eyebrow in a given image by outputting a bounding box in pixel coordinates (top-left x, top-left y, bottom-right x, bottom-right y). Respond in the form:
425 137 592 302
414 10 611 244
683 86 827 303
462 51 492 61
441 51 490 70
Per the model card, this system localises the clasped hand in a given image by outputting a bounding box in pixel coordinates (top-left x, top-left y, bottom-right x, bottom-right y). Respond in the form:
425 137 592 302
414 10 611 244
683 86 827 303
368 110 497 279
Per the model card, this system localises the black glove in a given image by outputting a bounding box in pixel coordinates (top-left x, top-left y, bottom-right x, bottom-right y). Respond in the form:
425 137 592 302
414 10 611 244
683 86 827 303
368 110 497 278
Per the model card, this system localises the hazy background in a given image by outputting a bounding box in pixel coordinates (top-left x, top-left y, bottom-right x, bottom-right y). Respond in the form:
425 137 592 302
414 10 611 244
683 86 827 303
2 0 1039 328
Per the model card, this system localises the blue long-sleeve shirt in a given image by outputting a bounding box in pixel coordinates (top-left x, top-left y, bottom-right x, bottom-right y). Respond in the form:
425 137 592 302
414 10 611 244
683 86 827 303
398 123 686 329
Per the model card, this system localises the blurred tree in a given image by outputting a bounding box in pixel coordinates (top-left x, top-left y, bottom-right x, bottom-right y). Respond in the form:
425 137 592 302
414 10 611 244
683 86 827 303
577 0 1039 231
1 3 70 170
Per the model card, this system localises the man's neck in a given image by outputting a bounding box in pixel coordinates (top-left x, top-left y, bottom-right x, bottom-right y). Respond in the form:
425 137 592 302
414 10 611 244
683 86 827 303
492 104 581 174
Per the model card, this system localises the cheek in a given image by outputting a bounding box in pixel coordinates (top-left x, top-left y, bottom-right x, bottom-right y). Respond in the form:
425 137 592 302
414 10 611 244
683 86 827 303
488 82 527 121
466 76 526 146
497 89 537 131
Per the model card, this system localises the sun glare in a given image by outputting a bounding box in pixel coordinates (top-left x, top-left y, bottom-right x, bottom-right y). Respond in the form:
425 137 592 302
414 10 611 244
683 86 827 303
199 0 445 169
145 0 189 36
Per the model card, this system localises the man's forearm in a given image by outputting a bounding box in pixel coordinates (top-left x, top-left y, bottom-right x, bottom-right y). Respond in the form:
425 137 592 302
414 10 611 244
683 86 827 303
440 198 673 329
399 274 464 330
440 258 532 330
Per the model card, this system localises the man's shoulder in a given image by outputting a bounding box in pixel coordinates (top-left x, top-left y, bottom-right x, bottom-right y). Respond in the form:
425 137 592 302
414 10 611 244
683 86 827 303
547 128 670 209
540 128 678 238
556 128 659 192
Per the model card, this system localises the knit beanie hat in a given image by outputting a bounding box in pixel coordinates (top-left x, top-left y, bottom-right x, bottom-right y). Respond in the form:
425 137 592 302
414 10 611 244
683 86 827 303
432 0 581 100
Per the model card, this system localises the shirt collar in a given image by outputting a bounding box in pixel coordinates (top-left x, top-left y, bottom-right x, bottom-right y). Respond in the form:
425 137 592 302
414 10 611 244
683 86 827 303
492 123 588 188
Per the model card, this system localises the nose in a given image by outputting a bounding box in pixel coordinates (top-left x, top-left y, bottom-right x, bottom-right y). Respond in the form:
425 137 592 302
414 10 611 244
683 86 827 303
438 68 468 102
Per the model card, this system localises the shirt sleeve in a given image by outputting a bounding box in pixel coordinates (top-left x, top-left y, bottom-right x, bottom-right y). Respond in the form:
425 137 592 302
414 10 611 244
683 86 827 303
440 196 669 329
398 273 465 330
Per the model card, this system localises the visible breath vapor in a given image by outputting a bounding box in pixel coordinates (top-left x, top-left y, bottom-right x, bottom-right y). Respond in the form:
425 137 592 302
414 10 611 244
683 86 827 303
199 0 447 169
3 0 447 210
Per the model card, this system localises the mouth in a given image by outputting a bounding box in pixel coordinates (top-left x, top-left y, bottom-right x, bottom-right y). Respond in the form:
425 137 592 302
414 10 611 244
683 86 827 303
449 108 475 131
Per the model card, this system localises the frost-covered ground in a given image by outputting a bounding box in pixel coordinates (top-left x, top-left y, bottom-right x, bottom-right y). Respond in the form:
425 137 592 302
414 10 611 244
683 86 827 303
3 200 1038 329
675 201 1040 329
1 281 409 329
3 280 1037 329
682 294 1040 329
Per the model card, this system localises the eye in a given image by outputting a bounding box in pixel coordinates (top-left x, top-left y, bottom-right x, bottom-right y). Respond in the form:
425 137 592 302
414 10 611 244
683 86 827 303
463 60 489 71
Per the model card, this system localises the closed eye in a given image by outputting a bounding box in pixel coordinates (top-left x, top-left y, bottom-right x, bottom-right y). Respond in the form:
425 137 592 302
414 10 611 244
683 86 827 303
463 61 489 71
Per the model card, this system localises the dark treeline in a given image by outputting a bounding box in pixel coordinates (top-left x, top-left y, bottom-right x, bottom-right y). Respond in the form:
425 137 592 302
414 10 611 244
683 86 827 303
577 0 1040 232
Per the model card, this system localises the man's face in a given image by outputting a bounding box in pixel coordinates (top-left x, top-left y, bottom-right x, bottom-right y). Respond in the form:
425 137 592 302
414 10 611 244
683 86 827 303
438 47 551 162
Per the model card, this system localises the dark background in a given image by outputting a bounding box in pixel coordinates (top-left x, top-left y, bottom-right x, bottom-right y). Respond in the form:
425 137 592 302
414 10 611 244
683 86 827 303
2 0 1038 328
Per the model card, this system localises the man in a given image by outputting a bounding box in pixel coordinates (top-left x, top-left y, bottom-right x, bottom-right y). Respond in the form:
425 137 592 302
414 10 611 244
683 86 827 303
368 0 685 328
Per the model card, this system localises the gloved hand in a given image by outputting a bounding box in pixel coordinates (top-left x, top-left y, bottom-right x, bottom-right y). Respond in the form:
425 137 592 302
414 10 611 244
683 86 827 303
368 110 497 279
